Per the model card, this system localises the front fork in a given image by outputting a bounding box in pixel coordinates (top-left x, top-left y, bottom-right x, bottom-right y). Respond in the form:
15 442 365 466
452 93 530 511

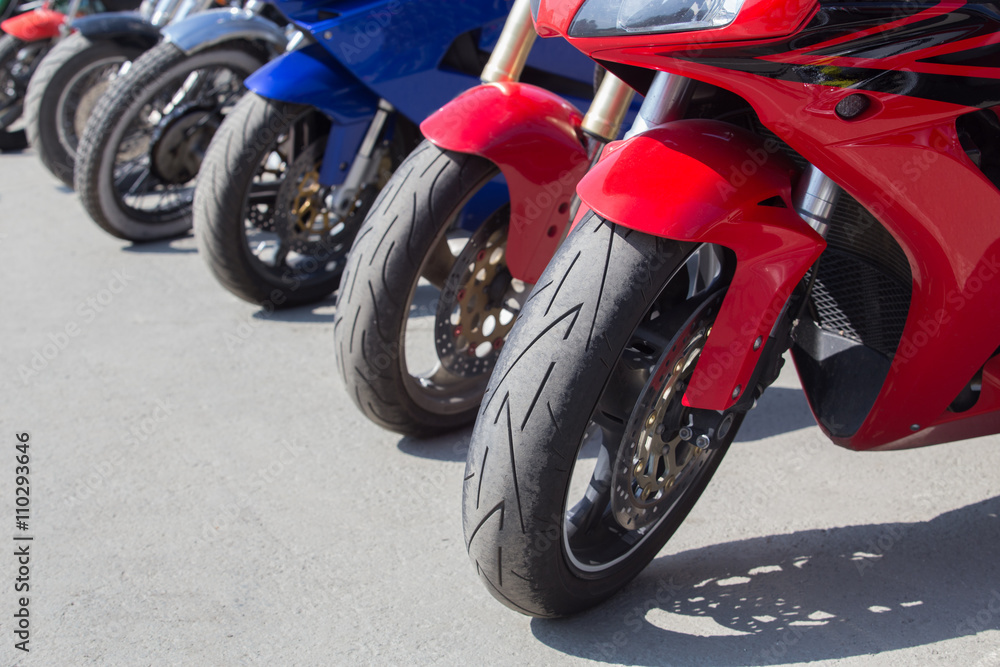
327 98 394 216
629 72 844 445
628 71 843 238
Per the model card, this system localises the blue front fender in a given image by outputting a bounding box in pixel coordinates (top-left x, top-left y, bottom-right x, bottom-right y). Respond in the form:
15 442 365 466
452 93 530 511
245 42 378 125
246 42 381 187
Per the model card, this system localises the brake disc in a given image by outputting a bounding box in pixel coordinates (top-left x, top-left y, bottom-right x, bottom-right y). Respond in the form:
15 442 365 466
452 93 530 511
433 209 528 378
610 304 719 533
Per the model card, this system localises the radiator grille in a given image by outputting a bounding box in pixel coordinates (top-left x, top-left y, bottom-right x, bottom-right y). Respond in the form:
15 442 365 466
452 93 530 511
812 194 913 358
744 110 913 359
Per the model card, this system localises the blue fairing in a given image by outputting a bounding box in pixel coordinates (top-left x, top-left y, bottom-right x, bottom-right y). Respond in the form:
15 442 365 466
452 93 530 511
244 42 378 124
248 0 607 186
256 0 597 122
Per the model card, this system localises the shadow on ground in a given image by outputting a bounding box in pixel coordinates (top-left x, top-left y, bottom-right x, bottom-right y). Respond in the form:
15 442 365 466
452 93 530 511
397 426 472 462
398 385 817 463
121 236 197 254
532 497 1000 665
250 294 338 323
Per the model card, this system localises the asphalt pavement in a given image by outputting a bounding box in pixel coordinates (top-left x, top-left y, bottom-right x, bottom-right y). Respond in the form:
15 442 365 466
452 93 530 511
2 149 999 666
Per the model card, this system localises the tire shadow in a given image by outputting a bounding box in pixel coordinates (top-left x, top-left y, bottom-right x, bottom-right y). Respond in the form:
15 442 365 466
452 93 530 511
397 426 472 462
396 385 817 463
251 295 338 323
531 496 1000 665
120 236 197 254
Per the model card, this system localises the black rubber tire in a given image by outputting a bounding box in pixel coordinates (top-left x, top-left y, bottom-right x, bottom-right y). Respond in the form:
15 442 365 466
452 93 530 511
334 140 500 437
194 94 348 306
462 214 734 617
75 40 264 241
0 34 29 152
24 33 143 187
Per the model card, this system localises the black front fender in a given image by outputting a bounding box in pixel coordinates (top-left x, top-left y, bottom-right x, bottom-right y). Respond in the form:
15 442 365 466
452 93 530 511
72 12 161 50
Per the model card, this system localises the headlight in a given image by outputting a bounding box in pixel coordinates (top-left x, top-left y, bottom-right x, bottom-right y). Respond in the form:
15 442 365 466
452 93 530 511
569 0 745 37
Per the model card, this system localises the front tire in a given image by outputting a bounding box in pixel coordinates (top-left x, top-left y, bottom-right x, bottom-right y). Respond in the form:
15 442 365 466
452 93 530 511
463 213 740 617
194 94 409 306
334 140 522 436
75 40 264 241
24 33 143 186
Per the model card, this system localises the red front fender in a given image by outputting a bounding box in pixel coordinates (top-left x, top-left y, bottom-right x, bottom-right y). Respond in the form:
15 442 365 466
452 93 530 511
420 82 589 284
1 9 66 42
577 119 826 411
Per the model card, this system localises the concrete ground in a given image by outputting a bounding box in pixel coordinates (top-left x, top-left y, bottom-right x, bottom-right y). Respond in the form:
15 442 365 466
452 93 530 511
1 149 999 666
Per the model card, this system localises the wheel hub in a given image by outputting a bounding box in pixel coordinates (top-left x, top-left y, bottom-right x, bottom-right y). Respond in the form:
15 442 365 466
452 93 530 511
610 310 715 532
150 104 220 184
434 214 526 378
273 148 344 255
290 168 337 242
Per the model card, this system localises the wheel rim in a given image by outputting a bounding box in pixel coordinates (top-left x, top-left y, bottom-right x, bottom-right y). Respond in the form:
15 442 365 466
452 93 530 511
562 244 733 575
57 54 127 158
0 42 45 132
0 56 20 123
110 62 248 223
400 176 521 416
241 112 387 289
432 213 526 376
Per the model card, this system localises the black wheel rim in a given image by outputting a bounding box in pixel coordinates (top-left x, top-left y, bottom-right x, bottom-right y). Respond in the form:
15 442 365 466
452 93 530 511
562 244 735 575
111 63 247 223
240 110 384 290
0 42 45 133
57 54 128 158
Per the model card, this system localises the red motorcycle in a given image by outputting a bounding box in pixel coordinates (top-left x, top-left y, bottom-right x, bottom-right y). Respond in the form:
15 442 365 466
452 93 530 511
334 0 637 436
463 0 1000 616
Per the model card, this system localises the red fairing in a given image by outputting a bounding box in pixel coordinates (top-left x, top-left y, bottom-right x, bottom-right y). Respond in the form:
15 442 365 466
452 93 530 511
1 9 66 41
541 0 1000 450
421 82 589 284
577 120 826 410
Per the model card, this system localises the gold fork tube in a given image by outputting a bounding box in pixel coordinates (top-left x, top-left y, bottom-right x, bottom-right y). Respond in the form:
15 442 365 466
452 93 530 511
480 0 537 84
580 73 635 142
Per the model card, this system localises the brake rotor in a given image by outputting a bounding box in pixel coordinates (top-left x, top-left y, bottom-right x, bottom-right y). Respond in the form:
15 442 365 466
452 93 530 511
272 141 342 255
265 137 391 268
610 303 719 533
434 209 527 378
149 104 220 184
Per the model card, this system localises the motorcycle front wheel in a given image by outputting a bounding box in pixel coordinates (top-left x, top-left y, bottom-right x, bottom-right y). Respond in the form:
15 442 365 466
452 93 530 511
194 94 409 306
334 140 524 436
0 34 44 152
74 40 265 241
24 32 144 187
463 212 741 617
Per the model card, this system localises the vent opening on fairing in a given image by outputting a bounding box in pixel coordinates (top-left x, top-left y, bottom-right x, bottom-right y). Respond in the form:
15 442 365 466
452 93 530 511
956 108 1000 192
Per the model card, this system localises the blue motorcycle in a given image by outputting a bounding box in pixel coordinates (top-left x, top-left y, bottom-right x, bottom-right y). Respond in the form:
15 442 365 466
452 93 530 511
193 0 596 306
